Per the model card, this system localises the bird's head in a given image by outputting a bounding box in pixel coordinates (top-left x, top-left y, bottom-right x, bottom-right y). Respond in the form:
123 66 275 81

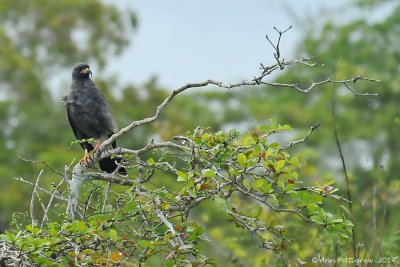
72 63 92 79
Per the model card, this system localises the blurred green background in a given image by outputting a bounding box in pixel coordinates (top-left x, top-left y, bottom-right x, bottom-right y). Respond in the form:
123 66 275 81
0 0 399 265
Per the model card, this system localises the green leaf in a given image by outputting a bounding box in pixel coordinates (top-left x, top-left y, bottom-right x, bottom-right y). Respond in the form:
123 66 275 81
269 142 280 149
311 215 324 225
327 218 344 224
237 153 247 168
123 203 140 213
338 232 349 238
253 179 265 189
252 179 272 193
290 157 301 167
284 183 295 192
259 124 271 131
138 239 150 248
268 194 279 206
49 224 59 237
278 124 292 130
109 229 118 242
147 157 155 165
345 220 354 227
165 259 175 267
176 171 187 181
307 203 317 213
2 231 13 242
263 148 273 159
26 225 41 235
253 143 263 156
310 193 323 204
277 180 285 190
177 176 186 182
75 221 87 233
274 160 286 173
187 188 197 198
202 169 216 178
229 167 239 176
201 133 210 142
294 191 324 206
242 179 251 190
290 171 299 179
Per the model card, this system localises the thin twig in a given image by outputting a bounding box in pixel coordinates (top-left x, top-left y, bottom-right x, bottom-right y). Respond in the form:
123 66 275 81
41 177 68 228
216 171 310 221
156 211 184 246
30 170 44 227
332 86 357 263
83 191 93 219
18 157 64 177
265 26 292 69
102 182 111 214
260 76 380 95
280 123 322 150
14 177 67 201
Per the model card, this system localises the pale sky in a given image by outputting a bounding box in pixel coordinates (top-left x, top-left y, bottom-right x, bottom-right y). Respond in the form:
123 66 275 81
105 1 352 89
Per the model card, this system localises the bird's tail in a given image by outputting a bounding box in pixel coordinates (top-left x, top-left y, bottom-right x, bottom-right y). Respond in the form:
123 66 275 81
99 157 127 175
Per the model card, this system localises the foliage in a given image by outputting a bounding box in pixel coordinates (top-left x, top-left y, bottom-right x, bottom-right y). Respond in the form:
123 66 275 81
265 0 400 259
1 124 354 266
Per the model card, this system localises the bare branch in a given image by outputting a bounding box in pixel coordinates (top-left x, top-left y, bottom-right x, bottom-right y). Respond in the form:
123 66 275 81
100 75 376 155
295 186 352 203
18 157 64 177
41 176 68 228
86 31 379 163
102 182 111 214
225 208 277 250
14 177 67 201
265 26 293 69
30 170 44 227
156 211 184 246
261 76 380 96
280 123 322 150
67 164 89 219
107 141 187 157
85 171 134 186
258 57 317 82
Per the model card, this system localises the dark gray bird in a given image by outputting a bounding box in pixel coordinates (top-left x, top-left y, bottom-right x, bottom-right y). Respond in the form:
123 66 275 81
63 63 126 175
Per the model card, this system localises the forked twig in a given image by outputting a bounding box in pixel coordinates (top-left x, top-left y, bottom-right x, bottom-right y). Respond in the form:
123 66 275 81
30 170 44 226
280 123 323 150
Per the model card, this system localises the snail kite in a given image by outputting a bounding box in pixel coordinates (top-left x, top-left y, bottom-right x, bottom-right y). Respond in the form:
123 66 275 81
63 63 126 175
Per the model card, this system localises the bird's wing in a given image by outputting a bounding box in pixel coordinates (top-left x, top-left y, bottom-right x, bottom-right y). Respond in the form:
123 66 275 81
64 97 93 151
85 85 117 135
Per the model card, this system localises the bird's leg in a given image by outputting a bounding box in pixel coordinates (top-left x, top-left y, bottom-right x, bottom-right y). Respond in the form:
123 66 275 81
79 149 91 166
93 140 101 154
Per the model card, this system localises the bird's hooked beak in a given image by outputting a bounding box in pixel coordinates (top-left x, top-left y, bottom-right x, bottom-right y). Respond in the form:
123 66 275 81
80 67 92 77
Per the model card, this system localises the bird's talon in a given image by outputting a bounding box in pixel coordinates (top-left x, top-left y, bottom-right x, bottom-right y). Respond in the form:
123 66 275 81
93 142 101 154
79 150 91 166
